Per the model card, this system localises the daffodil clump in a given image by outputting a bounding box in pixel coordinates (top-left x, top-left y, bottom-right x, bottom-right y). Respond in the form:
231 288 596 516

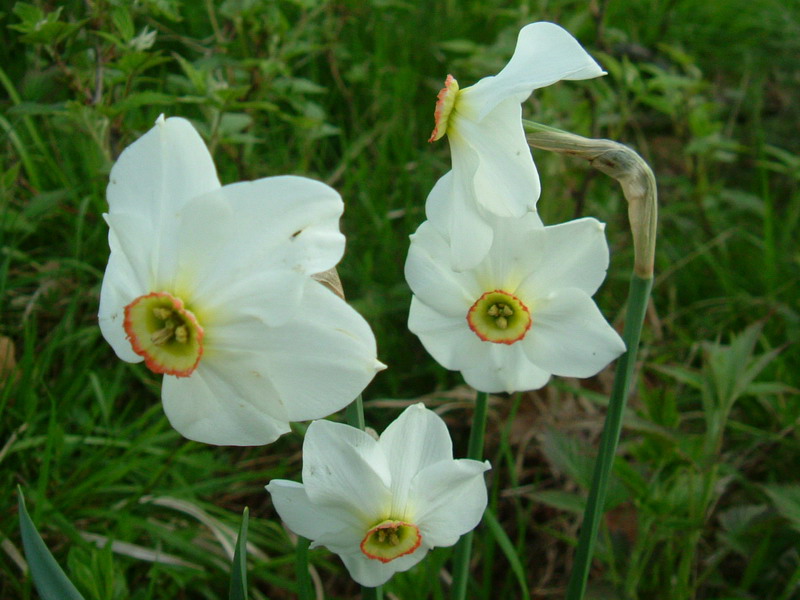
94 19 631 595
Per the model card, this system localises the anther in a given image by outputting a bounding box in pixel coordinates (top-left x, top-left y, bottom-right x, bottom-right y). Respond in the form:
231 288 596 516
175 325 189 343
153 307 173 320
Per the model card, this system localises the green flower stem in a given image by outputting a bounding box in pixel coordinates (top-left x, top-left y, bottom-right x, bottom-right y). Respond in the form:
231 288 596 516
345 394 366 430
362 586 384 600
295 536 313 600
522 120 657 600
566 274 652 599
451 390 489 600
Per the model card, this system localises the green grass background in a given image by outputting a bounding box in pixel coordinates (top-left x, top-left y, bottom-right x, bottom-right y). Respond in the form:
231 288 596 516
1 0 799 598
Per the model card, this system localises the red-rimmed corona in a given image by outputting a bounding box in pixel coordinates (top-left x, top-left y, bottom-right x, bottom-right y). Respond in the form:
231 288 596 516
123 291 204 377
428 74 459 143
360 519 422 564
467 289 532 344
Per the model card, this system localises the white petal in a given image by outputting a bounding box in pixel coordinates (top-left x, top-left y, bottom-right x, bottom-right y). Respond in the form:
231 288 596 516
515 217 609 297
108 116 220 214
251 280 383 422
450 101 540 218
378 404 454 519
408 298 488 371
461 342 551 393
411 459 490 547
161 360 291 446
106 117 221 284
169 192 307 326
104 213 159 291
267 480 356 541
301 419 392 525
462 22 605 121
405 219 481 318
338 544 429 587
521 288 626 377
98 247 146 363
471 212 545 292
177 175 344 285
425 168 495 272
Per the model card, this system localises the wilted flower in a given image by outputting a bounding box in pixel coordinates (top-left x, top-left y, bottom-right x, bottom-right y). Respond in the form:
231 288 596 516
266 403 490 587
405 195 626 393
428 21 604 270
99 115 383 445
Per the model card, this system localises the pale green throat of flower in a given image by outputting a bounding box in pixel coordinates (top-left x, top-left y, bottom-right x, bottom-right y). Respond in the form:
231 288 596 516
428 74 460 143
124 291 204 377
467 289 532 344
360 519 422 563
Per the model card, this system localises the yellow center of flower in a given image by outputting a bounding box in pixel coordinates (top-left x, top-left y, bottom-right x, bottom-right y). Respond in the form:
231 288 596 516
467 290 532 344
360 519 422 563
428 74 460 143
123 291 204 377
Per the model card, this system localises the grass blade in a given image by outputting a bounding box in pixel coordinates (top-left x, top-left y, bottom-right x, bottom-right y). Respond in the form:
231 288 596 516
17 486 85 600
483 508 531 600
228 507 249 600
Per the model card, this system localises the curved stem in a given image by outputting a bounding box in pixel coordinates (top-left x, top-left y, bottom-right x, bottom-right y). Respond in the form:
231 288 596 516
565 275 652 599
451 391 489 599
522 120 657 600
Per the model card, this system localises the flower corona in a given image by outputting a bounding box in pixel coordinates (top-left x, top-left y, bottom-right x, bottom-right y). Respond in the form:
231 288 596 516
466 289 532 344
124 291 204 377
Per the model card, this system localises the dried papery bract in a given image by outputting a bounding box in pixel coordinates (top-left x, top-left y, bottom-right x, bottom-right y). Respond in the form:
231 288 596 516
524 122 657 278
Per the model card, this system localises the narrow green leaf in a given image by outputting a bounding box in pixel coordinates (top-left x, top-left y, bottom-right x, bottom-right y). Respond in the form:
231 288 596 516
483 508 531 600
17 487 85 600
228 507 249 600
763 484 800 534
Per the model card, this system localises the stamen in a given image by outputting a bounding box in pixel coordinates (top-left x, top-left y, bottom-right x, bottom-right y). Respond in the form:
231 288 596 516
174 325 189 344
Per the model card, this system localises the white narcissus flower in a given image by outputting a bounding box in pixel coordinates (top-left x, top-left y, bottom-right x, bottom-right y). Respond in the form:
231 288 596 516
99 115 384 446
405 194 626 393
266 403 490 587
427 21 604 270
